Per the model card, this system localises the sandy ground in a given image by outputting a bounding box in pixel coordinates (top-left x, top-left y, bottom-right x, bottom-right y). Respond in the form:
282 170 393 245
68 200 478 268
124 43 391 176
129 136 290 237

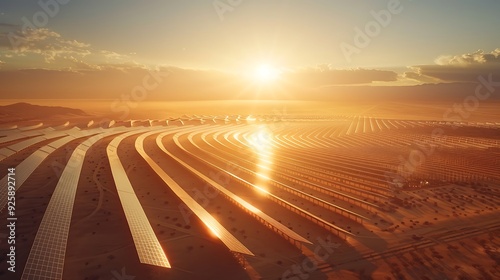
0 101 499 279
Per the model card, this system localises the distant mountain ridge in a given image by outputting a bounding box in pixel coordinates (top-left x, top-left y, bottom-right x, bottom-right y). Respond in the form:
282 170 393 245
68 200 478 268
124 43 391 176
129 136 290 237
0 102 89 119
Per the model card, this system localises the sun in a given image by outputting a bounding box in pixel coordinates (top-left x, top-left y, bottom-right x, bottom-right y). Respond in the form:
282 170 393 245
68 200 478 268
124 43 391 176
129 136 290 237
253 64 280 83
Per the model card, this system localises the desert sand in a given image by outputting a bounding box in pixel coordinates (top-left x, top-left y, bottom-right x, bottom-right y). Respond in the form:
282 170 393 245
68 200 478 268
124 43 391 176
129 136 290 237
0 101 498 280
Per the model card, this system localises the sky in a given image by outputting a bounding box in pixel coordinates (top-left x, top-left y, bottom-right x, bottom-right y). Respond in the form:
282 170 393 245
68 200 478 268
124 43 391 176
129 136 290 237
0 0 499 100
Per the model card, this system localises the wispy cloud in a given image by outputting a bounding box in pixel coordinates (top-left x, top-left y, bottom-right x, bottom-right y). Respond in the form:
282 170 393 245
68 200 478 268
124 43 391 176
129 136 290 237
3 28 91 63
0 28 139 70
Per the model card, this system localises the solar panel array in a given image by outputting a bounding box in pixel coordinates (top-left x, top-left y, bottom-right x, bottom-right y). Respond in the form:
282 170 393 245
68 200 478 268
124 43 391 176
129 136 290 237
107 128 171 268
135 129 254 256
154 130 311 245
21 130 125 280
20 148 85 280
0 129 104 211
0 147 15 161
0 150 47 209
0 131 67 163
18 122 44 131
0 131 41 144
0 125 17 134
7 131 66 152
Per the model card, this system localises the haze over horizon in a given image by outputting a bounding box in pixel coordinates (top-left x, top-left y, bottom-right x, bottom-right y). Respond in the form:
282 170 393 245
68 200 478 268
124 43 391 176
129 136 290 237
0 1 499 102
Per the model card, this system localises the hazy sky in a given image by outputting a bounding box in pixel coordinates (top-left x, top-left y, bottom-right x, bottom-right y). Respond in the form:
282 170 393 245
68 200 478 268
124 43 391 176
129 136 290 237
0 0 499 100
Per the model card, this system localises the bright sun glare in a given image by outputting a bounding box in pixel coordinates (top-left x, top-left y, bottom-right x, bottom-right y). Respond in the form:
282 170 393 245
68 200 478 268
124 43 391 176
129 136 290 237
253 64 280 83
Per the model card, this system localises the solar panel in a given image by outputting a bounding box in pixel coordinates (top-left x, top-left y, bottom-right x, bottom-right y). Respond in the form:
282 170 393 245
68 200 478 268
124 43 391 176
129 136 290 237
0 148 15 158
0 124 17 131
106 128 171 268
48 135 76 149
21 131 125 280
7 136 47 152
173 128 355 237
135 129 254 256
6 131 66 153
0 134 31 144
19 122 44 131
156 129 311 244
0 129 18 137
39 145 56 154
20 130 44 137
25 161 78 273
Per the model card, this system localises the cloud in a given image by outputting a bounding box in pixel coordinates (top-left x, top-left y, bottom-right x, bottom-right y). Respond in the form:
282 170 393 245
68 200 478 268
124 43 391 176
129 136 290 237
402 67 442 83
0 28 138 69
435 49 500 66
287 66 398 86
3 28 91 62
405 49 500 83
100 50 126 60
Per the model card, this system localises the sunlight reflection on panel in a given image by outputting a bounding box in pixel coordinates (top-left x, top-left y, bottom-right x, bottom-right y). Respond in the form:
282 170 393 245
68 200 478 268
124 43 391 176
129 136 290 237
256 163 271 170
247 127 273 152
246 115 257 122
256 173 271 180
206 224 222 239
135 131 255 256
167 128 311 245
254 185 270 195
247 126 275 194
